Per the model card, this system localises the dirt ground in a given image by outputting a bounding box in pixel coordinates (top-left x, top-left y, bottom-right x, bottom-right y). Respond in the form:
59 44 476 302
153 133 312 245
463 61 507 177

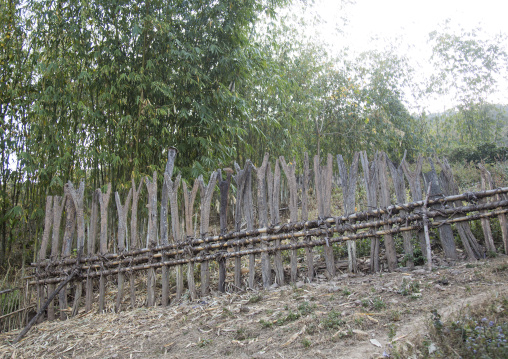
2 255 508 359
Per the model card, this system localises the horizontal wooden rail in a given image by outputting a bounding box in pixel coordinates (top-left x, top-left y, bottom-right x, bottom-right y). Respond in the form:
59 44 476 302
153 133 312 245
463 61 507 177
29 206 508 285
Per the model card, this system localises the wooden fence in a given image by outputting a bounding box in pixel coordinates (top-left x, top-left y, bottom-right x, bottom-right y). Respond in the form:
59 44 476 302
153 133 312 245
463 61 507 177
25 150 508 323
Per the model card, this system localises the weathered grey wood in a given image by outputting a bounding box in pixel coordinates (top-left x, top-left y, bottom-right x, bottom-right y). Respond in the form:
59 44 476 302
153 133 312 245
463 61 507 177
401 156 428 258
39 196 53 261
145 173 158 306
66 181 85 316
387 153 414 269
314 154 335 277
130 178 144 250
377 153 398 271
360 151 379 272
165 171 182 301
243 166 256 288
218 169 233 292
98 184 112 254
115 189 133 252
478 163 496 253
115 189 132 312
59 191 76 320
183 179 200 300
268 160 284 286
337 152 360 273
422 183 433 271
437 157 482 260
48 196 65 320
302 153 314 281
255 154 271 288
233 161 252 290
280 156 299 282
86 191 98 313
198 172 218 296
130 178 143 308
423 160 457 260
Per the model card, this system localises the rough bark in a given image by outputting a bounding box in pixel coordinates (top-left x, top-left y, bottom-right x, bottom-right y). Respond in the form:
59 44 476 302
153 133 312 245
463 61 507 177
145 173 158 306
387 152 414 268
377 153 398 271
360 151 379 272
218 169 232 292
337 152 360 273
268 160 284 286
302 153 314 281
183 179 200 300
477 163 496 253
254 154 271 288
115 188 132 312
314 154 335 277
198 172 218 296
279 156 299 282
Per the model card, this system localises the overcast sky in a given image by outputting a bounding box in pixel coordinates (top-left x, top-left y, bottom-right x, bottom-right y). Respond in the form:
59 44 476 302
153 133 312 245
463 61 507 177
307 0 508 112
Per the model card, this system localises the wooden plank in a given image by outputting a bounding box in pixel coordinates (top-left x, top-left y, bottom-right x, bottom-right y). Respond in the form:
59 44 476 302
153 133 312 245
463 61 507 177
314 154 335 277
218 169 233 292
437 157 482 260
145 173 158 306
401 156 428 258
130 178 143 308
360 151 379 273
386 153 414 269
59 191 76 320
67 181 86 316
337 152 360 273
199 172 218 296
302 153 314 281
378 153 398 271
423 159 458 261
255 154 271 288
478 163 496 253
243 166 256 289
183 178 200 301
268 160 284 286
279 156 299 282
85 191 98 313
115 189 132 312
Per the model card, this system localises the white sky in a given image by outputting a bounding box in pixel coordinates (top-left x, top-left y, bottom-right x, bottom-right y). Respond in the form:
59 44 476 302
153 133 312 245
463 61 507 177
307 0 508 113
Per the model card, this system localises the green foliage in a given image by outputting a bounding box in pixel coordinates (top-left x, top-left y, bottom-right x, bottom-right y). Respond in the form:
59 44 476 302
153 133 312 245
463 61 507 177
449 143 508 164
321 310 345 330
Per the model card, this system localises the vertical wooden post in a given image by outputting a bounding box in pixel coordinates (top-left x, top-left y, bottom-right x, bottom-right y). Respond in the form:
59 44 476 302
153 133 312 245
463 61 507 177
243 166 256 288
437 158 481 260
218 169 233 292
268 160 284 286
160 148 177 306
47 196 65 320
97 184 112 313
129 178 143 308
166 170 182 301
401 156 428 258
423 160 457 261
85 191 98 312
255 154 271 288
337 152 360 273
183 178 200 301
145 173 158 306
387 153 414 269
478 163 496 254
233 161 253 290
302 153 314 281
378 153 398 271
279 157 299 283
360 151 379 272
59 192 76 320
66 181 86 316
115 188 132 312
37 196 53 322
198 172 218 296
314 154 335 277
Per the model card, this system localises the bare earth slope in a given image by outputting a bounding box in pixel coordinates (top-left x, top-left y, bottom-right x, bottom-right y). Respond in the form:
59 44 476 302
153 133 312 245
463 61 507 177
2 256 508 359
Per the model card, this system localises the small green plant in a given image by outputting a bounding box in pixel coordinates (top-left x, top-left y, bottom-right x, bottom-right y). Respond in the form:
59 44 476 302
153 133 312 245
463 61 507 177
248 294 263 303
259 319 273 328
372 297 386 311
222 308 235 318
298 301 316 316
322 310 345 329
234 327 254 341
342 288 351 296
302 338 312 348
198 338 212 347
388 323 397 340
389 310 401 322
361 299 369 308
399 278 420 296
